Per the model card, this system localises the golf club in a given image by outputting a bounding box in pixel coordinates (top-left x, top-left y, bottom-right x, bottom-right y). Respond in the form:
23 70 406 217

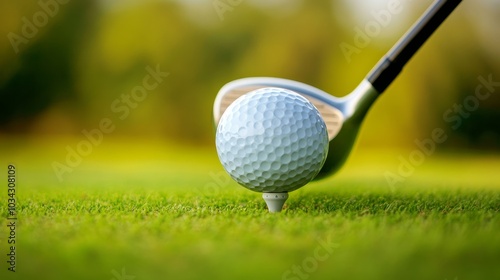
214 0 462 180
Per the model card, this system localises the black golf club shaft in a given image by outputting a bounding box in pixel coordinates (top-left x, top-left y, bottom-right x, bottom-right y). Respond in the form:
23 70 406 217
366 0 462 93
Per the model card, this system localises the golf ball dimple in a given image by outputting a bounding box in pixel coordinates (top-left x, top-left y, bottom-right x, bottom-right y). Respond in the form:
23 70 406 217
216 88 329 193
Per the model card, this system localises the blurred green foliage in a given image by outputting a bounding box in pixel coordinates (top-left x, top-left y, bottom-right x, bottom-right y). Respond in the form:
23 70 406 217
0 0 499 149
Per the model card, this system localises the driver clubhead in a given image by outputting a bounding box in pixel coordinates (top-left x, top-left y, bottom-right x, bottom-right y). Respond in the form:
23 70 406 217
213 77 379 179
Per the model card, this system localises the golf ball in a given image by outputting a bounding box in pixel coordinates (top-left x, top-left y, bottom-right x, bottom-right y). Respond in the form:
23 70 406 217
216 87 329 193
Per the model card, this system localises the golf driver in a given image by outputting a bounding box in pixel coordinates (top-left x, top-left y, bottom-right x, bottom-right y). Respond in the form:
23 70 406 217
214 0 462 181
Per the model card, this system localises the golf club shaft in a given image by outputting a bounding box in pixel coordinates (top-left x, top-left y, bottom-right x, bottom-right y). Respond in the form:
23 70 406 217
366 0 461 93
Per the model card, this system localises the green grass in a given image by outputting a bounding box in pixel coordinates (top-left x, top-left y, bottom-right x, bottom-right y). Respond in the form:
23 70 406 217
1 137 499 280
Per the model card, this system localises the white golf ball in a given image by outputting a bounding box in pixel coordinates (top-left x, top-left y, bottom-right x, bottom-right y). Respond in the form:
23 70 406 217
216 87 329 193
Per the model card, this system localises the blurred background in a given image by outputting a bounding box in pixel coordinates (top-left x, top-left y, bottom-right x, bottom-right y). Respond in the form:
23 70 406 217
1 0 499 151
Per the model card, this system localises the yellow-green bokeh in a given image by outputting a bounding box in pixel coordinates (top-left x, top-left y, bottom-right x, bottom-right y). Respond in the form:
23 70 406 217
1 0 499 150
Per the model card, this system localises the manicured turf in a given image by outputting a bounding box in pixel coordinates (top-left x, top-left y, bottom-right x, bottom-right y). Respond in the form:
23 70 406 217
1 138 499 280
